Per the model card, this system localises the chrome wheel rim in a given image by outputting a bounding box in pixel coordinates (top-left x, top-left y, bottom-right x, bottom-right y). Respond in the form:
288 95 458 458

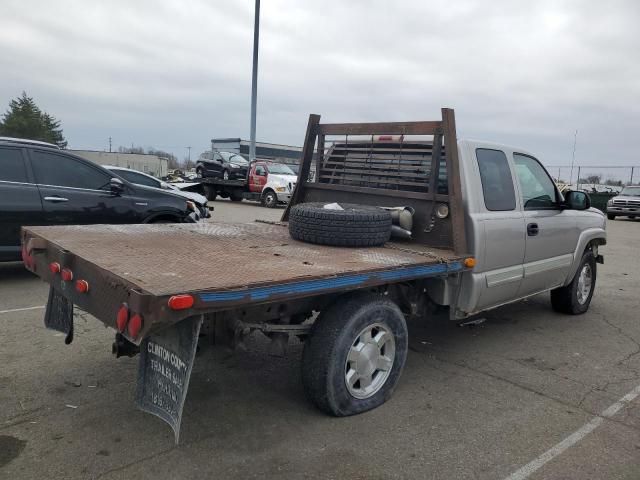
576 263 592 305
266 193 275 206
344 322 395 399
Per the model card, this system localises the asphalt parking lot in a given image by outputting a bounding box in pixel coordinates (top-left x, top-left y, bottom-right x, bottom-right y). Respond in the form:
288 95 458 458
1 200 639 480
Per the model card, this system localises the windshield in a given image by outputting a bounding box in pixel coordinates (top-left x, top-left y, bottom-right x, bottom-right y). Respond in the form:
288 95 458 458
267 163 295 175
219 152 248 165
621 186 640 196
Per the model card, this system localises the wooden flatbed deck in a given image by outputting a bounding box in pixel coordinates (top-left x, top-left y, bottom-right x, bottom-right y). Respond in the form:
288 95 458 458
25 222 464 299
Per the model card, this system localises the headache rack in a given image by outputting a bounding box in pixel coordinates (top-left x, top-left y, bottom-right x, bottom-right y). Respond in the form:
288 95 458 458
283 108 467 254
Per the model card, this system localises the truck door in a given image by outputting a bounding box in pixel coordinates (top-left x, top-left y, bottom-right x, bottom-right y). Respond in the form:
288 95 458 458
250 163 267 193
474 148 526 310
513 153 578 296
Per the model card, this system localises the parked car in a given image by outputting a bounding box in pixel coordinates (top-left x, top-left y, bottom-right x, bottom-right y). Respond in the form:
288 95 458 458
606 185 640 220
0 139 202 262
105 166 211 219
195 151 249 180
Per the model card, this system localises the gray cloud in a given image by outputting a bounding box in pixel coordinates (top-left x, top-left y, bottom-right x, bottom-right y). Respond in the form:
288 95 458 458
1 0 638 174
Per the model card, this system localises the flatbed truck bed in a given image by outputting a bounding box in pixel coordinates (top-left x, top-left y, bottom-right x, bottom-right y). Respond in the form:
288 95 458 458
24 221 464 338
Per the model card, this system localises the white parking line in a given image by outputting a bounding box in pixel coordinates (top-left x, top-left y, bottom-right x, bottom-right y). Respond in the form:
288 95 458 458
504 383 640 480
0 305 45 315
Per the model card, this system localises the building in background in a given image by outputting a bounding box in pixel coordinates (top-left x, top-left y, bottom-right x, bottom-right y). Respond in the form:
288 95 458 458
70 150 168 178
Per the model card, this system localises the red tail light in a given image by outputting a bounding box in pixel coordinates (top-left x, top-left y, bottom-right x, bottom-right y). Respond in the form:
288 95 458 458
116 304 129 332
128 313 143 338
168 294 194 310
61 268 73 282
49 262 61 274
75 280 89 293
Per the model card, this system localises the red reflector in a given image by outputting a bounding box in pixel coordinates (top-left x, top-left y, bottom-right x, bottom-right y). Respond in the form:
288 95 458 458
49 262 61 274
61 268 73 282
75 280 89 293
21 246 34 269
128 313 143 338
168 294 194 310
378 135 393 141
116 304 129 332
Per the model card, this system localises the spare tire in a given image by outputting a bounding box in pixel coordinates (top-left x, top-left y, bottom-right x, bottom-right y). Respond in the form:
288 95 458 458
289 202 392 247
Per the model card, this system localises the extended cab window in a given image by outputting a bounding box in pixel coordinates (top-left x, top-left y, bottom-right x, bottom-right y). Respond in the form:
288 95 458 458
255 165 266 176
31 151 111 190
0 147 29 183
476 149 516 211
513 154 558 209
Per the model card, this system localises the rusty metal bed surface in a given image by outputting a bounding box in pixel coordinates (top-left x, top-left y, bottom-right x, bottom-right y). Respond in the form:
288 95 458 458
25 222 463 297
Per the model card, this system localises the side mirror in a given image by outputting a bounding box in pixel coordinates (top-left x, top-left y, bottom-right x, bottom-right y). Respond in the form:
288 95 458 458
110 177 125 195
564 190 590 210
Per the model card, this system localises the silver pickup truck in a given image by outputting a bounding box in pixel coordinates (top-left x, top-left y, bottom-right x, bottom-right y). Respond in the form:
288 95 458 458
606 185 640 220
22 108 607 440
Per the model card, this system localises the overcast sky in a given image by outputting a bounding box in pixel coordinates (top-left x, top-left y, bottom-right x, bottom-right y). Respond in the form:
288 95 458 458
1 0 638 177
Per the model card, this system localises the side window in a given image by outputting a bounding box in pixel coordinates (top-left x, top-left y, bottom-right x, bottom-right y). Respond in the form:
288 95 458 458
0 147 29 183
476 149 516 211
31 151 111 190
513 154 558 209
255 165 266 176
116 170 159 188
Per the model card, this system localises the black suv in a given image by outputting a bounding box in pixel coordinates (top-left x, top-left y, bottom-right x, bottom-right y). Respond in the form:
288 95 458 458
195 151 249 180
0 138 201 262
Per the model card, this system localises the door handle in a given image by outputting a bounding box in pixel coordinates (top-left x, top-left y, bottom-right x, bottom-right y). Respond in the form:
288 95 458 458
44 196 69 203
527 223 539 236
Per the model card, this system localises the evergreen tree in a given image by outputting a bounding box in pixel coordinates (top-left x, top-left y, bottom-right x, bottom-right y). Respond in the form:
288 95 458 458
0 92 67 148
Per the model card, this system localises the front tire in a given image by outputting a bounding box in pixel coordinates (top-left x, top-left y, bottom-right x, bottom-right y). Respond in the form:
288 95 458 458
550 250 597 315
301 293 408 416
262 189 278 208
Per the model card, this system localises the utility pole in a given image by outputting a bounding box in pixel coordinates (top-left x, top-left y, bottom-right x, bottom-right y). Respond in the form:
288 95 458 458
109 136 112 153
569 129 578 186
186 146 191 165
249 0 260 162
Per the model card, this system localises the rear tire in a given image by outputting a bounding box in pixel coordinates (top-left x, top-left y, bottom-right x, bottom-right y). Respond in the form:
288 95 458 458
301 293 408 416
607 213 615 220
230 191 243 202
262 189 278 208
203 185 217 202
550 250 597 315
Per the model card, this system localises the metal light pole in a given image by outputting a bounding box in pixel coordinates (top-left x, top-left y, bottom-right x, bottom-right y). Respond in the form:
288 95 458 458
249 0 260 162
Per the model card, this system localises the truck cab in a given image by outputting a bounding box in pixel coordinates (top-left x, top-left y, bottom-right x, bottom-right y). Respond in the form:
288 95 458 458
454 140 606 317
249 161 298 207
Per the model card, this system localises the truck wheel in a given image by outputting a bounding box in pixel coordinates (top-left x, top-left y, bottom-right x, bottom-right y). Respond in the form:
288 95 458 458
607 213 615 220
262 189 278 208
301 293 408 416
550 250 597 315
203 185 217 202
289 202 392 247
230 191 243 202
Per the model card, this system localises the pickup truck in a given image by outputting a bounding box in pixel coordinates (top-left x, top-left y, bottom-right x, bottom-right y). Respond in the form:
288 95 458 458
196 160 298 208
606 185 640 220
22 108 606 441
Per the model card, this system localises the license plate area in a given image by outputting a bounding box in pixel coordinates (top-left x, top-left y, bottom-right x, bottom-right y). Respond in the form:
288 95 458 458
44 286 74 344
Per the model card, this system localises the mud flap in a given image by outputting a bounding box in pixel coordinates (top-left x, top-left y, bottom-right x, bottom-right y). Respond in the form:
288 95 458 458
135 315 202 444
44 286 74 345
